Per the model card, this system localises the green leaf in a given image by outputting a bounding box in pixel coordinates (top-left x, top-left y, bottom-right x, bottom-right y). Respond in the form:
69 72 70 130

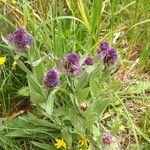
16 59 32 74
92 99 110 119
27 74 43 95
76 87 90 101
30 90 45 104
85 63 98 74
83 113 97 128
90 68 102 98
92 124 101 138
111 121 121 135
61 127 72 148
75 64 98 90
19 113 60 129
126 81 150 94
109 81 122 91
75 72 89 90
32 56 47 67
40 89 58 116
18 87 29 97
31 141 57 150
90 79 101 98
69 114 84 135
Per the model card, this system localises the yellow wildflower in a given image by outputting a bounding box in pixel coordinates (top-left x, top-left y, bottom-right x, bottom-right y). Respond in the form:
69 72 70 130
77 148 91 150
79 136 88 146
0 56 6 65
12 61 17 69
55 138 67 149
12 0 16 4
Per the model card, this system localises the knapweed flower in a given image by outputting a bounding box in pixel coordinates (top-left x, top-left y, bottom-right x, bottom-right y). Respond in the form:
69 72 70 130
44 68 61 88
79 102 88 111
98 42 118 67
79 136 88 146
8 28 33 52
61 52 81 75
100 41 109 51
12 60 17 69
99 48 118 66
0 56 7 65
55 138 67 149
84 56 94 65
102 134 113 144
66 53 80 64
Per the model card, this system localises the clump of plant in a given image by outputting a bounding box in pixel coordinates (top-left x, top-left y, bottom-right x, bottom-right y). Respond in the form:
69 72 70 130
2 28 120 150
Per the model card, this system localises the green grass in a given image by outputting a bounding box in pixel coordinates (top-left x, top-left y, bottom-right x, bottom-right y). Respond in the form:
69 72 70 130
0 0 150 150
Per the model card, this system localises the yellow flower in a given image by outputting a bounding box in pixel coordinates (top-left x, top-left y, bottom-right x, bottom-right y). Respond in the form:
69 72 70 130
79 136 88 146
77 148 91 150
55 138 67 149
12 61 17 69
12 0 16 4
0 56 7 65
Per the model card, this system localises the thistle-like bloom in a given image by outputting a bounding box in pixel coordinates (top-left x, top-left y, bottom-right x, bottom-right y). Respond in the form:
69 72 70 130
98 47 118 66
61 53 81 75
0 56 7 65
84 56 94 65
66 53 80 64
8 28 33 52
102 134 113 144
100 41 109 51
44 68 61 88
55 138 67 149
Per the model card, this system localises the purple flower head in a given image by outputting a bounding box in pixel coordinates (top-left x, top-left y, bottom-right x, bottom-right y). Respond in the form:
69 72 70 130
61 60 81 75
84 56 94 65
98 48 118 67
103 48 118 65
98 50 108 59
47 68 58 79
66 53 80 64
61 52 81 75
8 28 33 52
100 41 109 51
102 134 113 144
44 68 61 88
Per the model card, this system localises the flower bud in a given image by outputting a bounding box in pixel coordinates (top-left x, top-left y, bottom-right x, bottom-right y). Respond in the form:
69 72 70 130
79 102 88 111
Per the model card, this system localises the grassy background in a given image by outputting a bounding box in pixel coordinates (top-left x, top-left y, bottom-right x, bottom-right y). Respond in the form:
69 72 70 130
0 0 150 149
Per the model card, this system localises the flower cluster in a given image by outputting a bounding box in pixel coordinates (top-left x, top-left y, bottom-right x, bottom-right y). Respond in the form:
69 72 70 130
44 42 118 89
97 41 118 67
44 68 61 88
6 28 118 89
54 134 114 149
8 28 33 52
